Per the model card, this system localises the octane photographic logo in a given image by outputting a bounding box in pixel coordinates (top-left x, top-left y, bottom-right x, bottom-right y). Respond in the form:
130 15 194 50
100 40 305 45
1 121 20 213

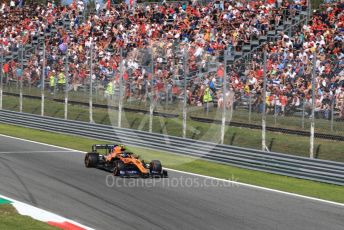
106 42 235 167
105 174 240 189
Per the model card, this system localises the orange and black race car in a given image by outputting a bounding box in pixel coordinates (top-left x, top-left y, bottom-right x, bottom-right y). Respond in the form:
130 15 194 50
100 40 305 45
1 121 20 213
84 144 168 178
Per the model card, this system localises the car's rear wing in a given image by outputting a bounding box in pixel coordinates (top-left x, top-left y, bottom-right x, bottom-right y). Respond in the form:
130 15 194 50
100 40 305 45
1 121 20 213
92 144 118 152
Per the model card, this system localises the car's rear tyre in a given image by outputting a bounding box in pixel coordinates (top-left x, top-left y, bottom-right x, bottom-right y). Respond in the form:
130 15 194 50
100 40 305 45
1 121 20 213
150 160 162 173
85 152 99 168
113 160 125 176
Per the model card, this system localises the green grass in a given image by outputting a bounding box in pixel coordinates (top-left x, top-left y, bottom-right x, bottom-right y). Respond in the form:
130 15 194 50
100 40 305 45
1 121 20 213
0 123 344 203
0 204 59 230
2 94 344 162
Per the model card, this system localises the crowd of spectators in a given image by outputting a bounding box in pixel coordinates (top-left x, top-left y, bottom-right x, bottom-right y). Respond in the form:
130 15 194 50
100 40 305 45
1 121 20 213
229 1 344 119
0 0 343 120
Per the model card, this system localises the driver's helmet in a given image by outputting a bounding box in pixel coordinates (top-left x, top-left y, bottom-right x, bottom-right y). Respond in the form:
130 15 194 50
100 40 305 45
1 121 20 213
113 145 122 154
110 145 116 153
120 144 126 151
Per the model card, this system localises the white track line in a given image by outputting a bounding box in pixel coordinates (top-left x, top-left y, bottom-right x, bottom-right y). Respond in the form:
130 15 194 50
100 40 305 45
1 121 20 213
0 150 78 154
1 133 344 207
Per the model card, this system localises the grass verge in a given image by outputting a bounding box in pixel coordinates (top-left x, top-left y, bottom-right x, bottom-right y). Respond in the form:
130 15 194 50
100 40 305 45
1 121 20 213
0 123 343 203
0 204 59 230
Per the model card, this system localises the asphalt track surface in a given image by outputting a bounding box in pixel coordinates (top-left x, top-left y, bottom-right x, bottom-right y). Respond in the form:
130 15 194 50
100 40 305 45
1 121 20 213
0 135 344 230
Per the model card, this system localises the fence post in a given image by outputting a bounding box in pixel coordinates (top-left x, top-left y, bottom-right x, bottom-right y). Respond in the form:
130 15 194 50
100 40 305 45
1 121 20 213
301 98 305 129
331 98 334 132
149 48 154 133
310 56 316 159
274 98 277 126
94 79 98 104
28 46 31 93
182 47 188 138
41 39 46 116
220 52 227 144
248 93 252 123
306 0 310 25
118 48 123 128
0 48 3 110
128 69 132 105
165 79 168 107
89 41 94 123
262 50 267 151
64 52 69 120
19 44 23 113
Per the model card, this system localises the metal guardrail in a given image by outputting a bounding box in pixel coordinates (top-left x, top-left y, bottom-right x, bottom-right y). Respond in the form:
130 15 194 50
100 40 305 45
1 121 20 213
0 109 343 186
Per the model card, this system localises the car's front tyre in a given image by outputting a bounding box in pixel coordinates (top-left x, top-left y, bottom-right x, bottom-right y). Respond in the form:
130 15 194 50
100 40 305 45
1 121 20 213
113 160 125 176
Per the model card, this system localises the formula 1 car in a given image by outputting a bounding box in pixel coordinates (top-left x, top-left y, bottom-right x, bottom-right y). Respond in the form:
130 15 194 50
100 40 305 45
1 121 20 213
84 144 168 178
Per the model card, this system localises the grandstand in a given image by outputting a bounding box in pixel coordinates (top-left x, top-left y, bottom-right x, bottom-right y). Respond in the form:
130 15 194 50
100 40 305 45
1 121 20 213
0 0 343 155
